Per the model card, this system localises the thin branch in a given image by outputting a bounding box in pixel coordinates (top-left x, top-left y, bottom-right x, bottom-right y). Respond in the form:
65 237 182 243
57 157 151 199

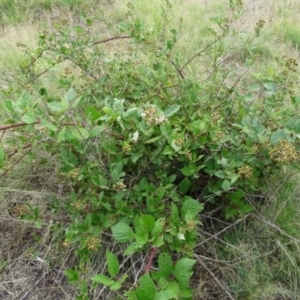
194 215 248 249
166 54 185 79
92 36 132 46
0 122 40 131
25 50 45 69
180 30 229 73
22 67 51 87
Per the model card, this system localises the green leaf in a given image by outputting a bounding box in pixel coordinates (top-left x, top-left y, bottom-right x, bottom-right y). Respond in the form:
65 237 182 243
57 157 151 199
158 253 173 277
110 281 122 291
151 218 165 237
41 120 57 131
270 129 287 144
139 215 155 233
154 290 176 300
178 178 191 193
86 18 93 26
124 242 141 256
164 105 181 117
57 127 66 142
64 88 77 102
173 258 196 288
181 197 203 220
136 273 156 300
112 222 134 243
221 179 231 191
91 274 116 286
47 102 63 112
21 112 36 124
145 136 161 144
72 127 89 140
106 251 120 277
65 269 79 283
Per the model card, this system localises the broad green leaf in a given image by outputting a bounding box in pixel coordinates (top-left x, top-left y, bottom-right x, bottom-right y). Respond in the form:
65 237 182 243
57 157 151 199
136 273 156 300
158 253 173 277
153 235 164 247
72 127 89 140
178 177 191 193
181 197 203 220
139 215 155 233
106 251 120 277
47 102 63 112
112 222 134 243
164 105 181 117
154 290 176 300
173 258 196 288
21 112 36 124
91 274 116 286
85 106 102 121
221 179 230 191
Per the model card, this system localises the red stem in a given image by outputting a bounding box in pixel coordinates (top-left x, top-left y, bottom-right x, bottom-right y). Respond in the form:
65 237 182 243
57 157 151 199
144 247 158 274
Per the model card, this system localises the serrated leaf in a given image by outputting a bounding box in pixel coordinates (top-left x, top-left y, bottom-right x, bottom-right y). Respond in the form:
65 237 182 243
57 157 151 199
164 105 181 117
21 112 36 124
136 273 156 300
112 223 134 243
181 197 203 220
151 218 165 237
106 251 119 277
91 274 116 286
158 253 173 277
173 258 196 288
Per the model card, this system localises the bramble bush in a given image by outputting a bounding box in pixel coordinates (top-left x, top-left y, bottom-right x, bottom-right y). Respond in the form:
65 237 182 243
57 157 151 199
1 1 300 299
